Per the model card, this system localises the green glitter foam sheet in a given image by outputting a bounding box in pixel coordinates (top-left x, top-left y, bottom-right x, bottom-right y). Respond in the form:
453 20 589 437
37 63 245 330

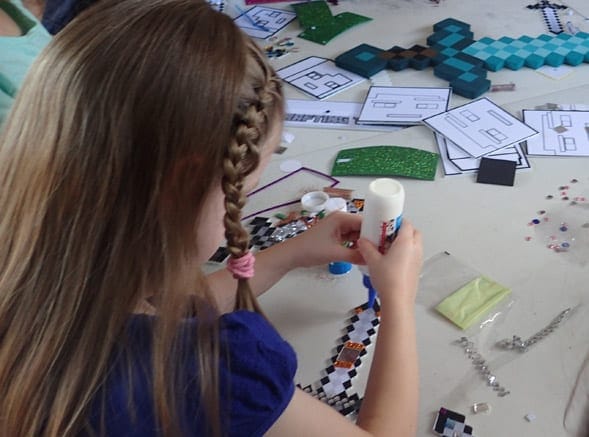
292 1 372 45
331 145 439 181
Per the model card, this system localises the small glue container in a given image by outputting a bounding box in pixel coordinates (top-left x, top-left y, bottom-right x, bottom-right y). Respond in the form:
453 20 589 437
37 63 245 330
359 178 405 306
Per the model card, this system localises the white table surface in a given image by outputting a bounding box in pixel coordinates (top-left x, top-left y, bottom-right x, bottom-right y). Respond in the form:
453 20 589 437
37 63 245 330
221 1 589 435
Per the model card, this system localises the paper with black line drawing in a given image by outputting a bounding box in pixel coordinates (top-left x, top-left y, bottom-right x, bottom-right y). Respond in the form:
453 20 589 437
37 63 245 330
523 110 589 157
423 97 538 158
435 133 531 176
357 86 451 125
284 99 405 132
234 6 296 39
277 57 365 100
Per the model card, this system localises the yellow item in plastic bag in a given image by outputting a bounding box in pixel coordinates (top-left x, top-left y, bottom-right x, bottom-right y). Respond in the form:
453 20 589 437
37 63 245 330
435 276 511 330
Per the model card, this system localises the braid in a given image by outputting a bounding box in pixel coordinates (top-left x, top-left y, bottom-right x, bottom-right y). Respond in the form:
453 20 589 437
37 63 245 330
222 48 282 313
222 112 263 313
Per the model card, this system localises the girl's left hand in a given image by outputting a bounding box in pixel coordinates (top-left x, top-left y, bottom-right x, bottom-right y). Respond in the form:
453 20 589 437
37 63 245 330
283 212 365 269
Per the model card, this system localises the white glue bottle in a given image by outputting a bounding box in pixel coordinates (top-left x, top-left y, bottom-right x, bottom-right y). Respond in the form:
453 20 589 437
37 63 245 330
359 178 405 307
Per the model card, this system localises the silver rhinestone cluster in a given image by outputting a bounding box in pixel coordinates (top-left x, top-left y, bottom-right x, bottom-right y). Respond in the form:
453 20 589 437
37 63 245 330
496 308 571 352
457 337 510 397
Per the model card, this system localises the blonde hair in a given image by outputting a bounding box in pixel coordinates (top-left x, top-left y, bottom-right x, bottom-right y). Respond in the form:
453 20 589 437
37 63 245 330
0 0 283 435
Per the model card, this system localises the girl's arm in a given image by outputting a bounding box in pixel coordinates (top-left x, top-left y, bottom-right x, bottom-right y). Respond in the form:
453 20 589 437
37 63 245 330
206 212 364 313
266 221 422 437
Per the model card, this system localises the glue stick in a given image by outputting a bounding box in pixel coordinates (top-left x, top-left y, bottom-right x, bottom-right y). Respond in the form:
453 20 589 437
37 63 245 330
360 178 405 306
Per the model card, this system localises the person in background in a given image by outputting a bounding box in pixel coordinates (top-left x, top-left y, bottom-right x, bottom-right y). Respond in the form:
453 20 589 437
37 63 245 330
0 0 423 435
0 0 50 125
42 0 98 34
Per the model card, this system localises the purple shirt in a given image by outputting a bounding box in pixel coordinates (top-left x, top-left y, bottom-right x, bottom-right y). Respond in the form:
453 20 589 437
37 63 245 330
88 311 297 436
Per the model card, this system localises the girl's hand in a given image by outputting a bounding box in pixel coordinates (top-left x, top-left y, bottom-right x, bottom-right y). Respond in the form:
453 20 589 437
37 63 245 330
356 220 422 307
285 212 365 269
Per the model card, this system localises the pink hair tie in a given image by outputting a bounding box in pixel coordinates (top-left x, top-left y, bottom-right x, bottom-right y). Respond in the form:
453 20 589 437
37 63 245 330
227 251 255 279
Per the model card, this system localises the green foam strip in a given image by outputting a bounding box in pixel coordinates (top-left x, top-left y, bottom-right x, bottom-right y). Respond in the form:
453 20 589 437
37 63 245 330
331 145 438 181
292 1 371 45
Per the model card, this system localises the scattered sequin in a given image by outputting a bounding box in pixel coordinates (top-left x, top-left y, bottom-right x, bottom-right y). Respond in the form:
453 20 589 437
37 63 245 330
527 180 587 257
472 402 492 414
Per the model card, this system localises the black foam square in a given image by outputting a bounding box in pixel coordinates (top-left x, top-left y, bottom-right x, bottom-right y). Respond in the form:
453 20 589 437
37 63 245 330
476 157 516 186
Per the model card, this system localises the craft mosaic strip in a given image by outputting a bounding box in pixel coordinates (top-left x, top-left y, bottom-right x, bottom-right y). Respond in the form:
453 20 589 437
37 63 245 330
526 0 568 34
209 198 364 263
433 407 474 436
298 301 381 417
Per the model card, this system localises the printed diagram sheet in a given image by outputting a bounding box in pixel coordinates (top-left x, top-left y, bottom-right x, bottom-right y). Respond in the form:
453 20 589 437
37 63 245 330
422 98 538 158
233 6 296 39
357 86 451 125
435 133 530 176
523 110 589 156
277 57 365 100
284 99 404 132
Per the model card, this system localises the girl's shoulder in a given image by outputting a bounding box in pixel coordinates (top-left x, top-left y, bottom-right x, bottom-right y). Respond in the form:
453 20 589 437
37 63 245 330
105 312 297 436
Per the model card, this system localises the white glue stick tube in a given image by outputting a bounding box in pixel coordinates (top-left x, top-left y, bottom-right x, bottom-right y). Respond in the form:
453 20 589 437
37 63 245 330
359 179 405 307
360 178 405 254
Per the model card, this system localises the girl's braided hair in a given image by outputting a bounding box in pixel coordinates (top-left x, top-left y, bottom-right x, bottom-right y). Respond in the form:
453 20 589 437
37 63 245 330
222 38 283 313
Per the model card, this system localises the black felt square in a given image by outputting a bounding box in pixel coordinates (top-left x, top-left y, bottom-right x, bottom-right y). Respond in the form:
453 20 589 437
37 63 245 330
476 157 516 186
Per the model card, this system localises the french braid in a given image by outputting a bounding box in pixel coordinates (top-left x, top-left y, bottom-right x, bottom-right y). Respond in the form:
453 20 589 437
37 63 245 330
222 41 283 313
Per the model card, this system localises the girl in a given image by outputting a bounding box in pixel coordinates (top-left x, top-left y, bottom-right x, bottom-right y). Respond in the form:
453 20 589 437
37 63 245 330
0 0 423 436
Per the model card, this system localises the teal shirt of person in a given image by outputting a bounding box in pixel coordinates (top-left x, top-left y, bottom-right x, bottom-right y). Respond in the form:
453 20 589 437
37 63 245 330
0 0 51 126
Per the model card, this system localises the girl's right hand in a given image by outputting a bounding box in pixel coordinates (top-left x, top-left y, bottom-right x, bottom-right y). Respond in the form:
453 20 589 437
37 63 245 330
355 220 423 307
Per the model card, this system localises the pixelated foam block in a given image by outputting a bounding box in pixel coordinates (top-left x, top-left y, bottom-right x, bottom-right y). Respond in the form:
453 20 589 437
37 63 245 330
465 30 589 71
434 55 486 82
545 51 565 67
505 54 525 70
399 44 438 70
433 17 471 33
335 43 387 78
524 53 545 69
450 72 491 100
333 18 589 100
383 46 411 71
427 28 473 47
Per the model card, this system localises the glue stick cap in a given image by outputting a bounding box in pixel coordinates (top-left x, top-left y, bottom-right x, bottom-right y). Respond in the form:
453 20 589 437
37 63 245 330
366 178 404 209
329 261 352 275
